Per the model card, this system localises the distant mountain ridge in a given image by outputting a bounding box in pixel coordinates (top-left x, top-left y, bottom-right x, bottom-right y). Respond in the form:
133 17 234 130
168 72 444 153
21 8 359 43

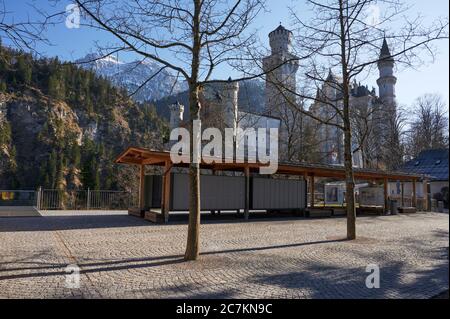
76 53 187 102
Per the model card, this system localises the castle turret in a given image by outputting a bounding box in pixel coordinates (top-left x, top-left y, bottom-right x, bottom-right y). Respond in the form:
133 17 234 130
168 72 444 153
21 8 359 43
263 25 299 114
373 38 398 169
201 79 239 134
269 24 293 54
376 38 397 107
323 69 341 101
263 25 299 157
169 101 184 130
222 77 239 132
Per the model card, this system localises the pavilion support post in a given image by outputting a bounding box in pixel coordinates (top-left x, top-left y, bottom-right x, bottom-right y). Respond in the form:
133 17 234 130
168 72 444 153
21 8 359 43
401 182 405 207
161 161 172 223
244 166 250 220
139 164 145 211
310 175 315 209
211 169 217 215
384 178 389 214
412 179 417 208
423 179 429 211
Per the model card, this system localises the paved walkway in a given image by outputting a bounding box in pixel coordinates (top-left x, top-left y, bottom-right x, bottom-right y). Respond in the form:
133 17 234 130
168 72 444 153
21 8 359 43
0 212 448 298
0 206 41 217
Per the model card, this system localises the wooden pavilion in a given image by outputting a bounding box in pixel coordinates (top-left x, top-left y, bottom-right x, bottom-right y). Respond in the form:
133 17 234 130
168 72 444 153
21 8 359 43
115 147 428 223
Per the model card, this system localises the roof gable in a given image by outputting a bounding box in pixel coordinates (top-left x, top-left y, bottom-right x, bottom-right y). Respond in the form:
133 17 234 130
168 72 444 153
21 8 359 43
401 149 449 181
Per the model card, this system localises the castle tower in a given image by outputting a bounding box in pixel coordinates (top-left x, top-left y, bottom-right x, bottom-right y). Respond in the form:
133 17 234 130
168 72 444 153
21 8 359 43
263 25 299 115
373 38 398 169
377 38 397 108
202 78 239 134
262 25 299 157
169 101 184 130
222 78 239 133
323 69 341 101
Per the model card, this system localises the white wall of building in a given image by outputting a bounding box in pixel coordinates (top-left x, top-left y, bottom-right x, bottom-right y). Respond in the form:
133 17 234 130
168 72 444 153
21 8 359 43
387 181 449 198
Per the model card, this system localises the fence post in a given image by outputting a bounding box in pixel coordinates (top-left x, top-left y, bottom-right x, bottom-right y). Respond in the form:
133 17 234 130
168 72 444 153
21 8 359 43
87 188 90 210
36 186 42 210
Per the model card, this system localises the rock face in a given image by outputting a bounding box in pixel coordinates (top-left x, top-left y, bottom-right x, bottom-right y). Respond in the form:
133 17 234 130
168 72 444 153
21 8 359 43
0 97 14 182
76 53 187 102
0 89 166 190
0 91 161 189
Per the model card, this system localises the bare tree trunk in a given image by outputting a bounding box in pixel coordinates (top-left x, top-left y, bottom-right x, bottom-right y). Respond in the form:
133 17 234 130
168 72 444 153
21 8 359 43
344 120 356 239
184 0 202 261
339 0 356 240
185 85 201 260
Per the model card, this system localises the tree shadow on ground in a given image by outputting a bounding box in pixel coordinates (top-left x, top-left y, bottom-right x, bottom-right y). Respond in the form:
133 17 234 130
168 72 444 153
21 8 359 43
0 214 152 232
248 230 449 299
0 238 348 279
0 212 307 232
0 210 393 232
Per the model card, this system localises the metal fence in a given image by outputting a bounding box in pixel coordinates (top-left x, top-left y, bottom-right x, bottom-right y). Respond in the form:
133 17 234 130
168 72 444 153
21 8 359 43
307 192 427 209
37 189 138 210
388 195 426 211
0 189 138 210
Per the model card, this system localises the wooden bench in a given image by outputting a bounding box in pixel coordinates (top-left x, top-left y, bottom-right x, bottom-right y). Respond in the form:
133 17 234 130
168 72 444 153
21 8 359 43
398 207 417 214
266 209 305 217
357 207 385 216
128 208 145 218
144 211 165 223
332 208 347 216
306 208 333 218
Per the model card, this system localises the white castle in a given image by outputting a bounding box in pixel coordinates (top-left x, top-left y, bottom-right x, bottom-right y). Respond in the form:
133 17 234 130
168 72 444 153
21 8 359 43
309 37 397 168
169 26 397 168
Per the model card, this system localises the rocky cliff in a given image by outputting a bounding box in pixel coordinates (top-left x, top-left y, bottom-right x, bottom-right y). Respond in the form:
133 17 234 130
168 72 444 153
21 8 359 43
0 46 168 191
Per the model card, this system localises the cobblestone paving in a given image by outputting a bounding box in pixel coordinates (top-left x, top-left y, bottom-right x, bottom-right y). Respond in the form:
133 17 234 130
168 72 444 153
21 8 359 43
0 212 448 299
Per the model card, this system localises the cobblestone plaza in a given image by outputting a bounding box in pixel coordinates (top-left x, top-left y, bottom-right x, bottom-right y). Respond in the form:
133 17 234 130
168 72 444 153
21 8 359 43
0 211 448 298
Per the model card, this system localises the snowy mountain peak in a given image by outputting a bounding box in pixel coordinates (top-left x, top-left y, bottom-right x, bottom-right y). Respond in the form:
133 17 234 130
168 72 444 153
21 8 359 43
77 53 123 68
76 53 186 102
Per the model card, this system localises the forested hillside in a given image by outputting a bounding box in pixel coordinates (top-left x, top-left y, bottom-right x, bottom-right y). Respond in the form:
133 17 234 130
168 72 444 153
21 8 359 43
0 45 168 191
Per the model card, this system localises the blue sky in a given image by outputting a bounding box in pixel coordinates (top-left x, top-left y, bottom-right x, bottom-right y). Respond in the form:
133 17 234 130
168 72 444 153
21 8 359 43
4 0 449 109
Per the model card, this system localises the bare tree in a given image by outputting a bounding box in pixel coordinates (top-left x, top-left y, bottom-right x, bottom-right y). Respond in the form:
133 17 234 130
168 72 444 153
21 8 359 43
252 0 448 239
63 0 267 260
380 104 408 169
406 93 449 158
0 0 49 52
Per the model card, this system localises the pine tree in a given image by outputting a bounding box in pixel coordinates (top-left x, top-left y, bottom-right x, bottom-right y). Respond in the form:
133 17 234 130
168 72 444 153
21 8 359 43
48 150 58 188
94 163 101 190
15 54 32 85
48 74 60 99
71 143 81 168
56 154 65 190
0 81 7 92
